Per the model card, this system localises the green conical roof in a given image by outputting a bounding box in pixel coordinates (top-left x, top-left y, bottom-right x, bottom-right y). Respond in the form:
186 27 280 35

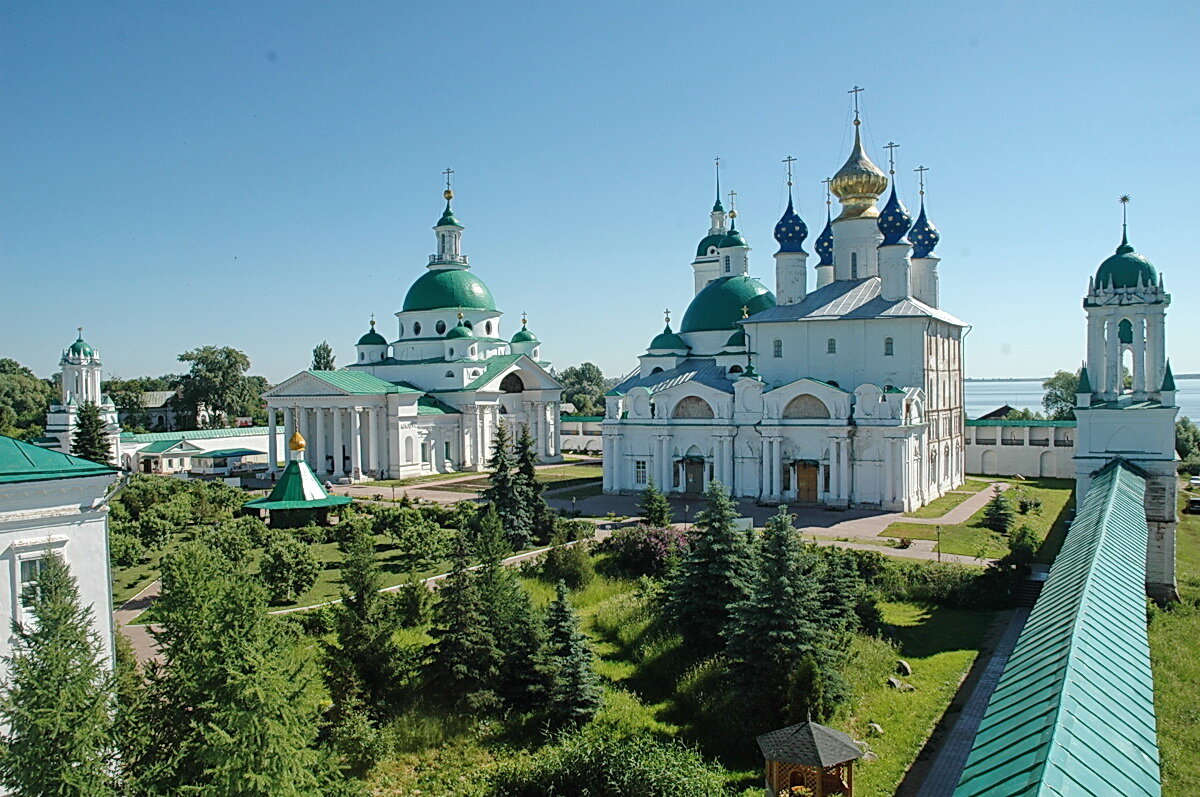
436 201 462 228
1077 366 1092 394
244 459 351 511
1162 361 1175 391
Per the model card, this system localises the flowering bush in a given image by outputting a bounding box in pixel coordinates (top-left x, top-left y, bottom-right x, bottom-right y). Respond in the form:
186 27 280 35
597 525 689 577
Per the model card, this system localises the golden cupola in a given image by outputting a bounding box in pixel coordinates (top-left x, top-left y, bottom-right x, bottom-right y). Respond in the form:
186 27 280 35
830 120 889 220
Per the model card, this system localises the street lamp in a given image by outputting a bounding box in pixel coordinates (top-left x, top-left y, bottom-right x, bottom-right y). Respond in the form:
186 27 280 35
683 504 690 531
937 525 942 563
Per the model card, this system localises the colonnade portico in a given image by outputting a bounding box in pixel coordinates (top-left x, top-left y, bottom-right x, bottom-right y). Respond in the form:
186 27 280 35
268 404 390 480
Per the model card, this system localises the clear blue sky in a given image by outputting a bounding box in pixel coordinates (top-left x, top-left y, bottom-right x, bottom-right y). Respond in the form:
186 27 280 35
3 1 1198 384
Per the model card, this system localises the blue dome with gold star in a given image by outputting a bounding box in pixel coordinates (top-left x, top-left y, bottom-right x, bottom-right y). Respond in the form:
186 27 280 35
909 201 940 258
773 197 808 253
814 214 834 266
877 187 912 245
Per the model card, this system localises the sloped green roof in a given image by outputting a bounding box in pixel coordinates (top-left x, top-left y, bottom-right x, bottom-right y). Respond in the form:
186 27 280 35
137 439 203 455
417 395 460 415
1161 361 1175 391
244 459 351 511
0 434 117 484
461 354 523 391
305 370 422 395
695 233 725 259
954 460 1161 797
966 419 1076 428
193 448 264 459
121 426 272 442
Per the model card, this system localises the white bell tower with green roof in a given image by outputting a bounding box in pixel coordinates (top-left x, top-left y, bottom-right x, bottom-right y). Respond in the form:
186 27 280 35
42 329 120 458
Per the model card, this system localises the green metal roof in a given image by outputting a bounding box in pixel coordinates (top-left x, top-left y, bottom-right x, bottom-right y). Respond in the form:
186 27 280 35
435 201 463 229
445 322 475 339
137 439 202 455
0 434 117 484
121 426 271 442
1161 361 1175 391
680 275 776 333
67 336 95 357
1095 233 1157 290
416 395 460 415
402 268 496 312
193 448 264 459
649 324 688 351
305 370 422 395
954 460 1161 797
966 419 1076 427
357 326 388 346
1078 366 1093 394
244 459 351 511
560 415 603 422
461 354 523 391
695 233 725 259
511 326 538 343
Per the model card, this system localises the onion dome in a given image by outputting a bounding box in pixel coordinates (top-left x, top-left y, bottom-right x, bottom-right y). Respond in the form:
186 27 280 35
1095 229 1157 289
680 275 776 333
909 201 940 258
877 187 912 245
357 319 387 346
649 323 688 351
511 318 539 344
445 319 475 339
814 213 834 266
830 123 888 220
67 335 94 358
289 430 306 451
773 197 808 253
404 269 496 311
435 189 463 228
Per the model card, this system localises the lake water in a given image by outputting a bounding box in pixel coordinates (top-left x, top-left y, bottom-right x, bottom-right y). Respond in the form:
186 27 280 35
965 379 1200 421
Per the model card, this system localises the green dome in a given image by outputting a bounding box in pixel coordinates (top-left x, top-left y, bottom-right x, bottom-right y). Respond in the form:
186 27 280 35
649 324 688 351
357 324 387 346
511 327 538 344
436 201 463 229
680 275 776 333
68 336 94 357
1095 234 1157 289
445 322 475 340
725 329 747 348
403 268 497 312
695 233 725 259
719 228 748 248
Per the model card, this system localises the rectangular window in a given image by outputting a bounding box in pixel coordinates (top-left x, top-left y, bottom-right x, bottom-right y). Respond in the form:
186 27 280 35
634 460 648 486
443 441 451 462
19 557 48 600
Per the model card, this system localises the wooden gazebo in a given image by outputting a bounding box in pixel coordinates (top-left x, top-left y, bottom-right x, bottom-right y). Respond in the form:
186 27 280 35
756 720 862 797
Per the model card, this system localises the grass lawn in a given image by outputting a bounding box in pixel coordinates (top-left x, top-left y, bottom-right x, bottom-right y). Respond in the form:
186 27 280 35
423 463 603 494
1149 486 1200 796
361 472 476 488
903 490 975 519
880 478 1075 560
958 477 994 493
112 535 184 606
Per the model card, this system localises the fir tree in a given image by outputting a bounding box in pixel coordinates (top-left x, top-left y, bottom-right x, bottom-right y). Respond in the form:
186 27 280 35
310 341 336 371
724 508 823 718
325 516 405 722
665 480 754 652
425 537 503 713
0 553 114 795
544 582 602 728
72 400 112 465
132 541 341 795
482 421 533 549
982 486 1017 534
637 477 673 527
515 422 557 544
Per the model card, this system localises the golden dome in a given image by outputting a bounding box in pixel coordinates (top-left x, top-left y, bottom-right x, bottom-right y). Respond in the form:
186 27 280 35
830 122 888 220
288 430 306 452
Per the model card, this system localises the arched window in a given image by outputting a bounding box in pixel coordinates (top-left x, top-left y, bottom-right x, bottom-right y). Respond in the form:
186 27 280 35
448 347 455 357
650 367 664 374
884 337 894 356
671 396 715 419
445 370 454 378
469 345 476 357
1118 318 1133 344
359 352 365 362
436 320 447 335
827 338 837 354
464 320 473 330
783 394 831 419
413 322 422 336
729 365 743 374
850 252 858 278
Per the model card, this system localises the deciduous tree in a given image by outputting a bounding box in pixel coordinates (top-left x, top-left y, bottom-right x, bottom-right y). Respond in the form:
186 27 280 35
259 533 319 603
311 341 336 371
1041 369 1080 420
172 345 253 429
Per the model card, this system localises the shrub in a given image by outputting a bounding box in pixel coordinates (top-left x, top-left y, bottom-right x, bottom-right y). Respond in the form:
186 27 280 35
555 518 597 542
294 523 329 545
1007 524 1040 565
109 533 146 568
201 518 256 564
1017 494 1043 515
880 560 1018 609
597 525 690 577
259 533 320 603
982 486 1017 534
487 730 732 796
542 535 595 590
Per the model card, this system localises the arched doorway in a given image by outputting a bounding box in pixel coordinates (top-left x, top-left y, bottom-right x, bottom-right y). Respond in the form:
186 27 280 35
681 445 705 494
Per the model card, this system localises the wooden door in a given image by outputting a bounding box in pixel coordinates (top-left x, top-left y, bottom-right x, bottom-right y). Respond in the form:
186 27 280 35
797 461 819 502
685 460 704 494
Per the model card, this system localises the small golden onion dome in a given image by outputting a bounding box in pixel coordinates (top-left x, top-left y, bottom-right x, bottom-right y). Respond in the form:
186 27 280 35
443 189 454 201
288 430 307 452
830 123 888 220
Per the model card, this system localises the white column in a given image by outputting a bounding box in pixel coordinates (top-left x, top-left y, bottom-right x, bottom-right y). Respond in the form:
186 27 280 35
829 440 840 502
1105 318 1119 398
1133 317 1147 394
839 438 849 501
350 408 363 478
770 438 782 499
315 407 327 474
267 407 278 473
1146 310 1164 393
332 407 345 477
1086 314 1104 393
885 438 894 506
283 407 295 463
369 407 381 476
759 439 769 500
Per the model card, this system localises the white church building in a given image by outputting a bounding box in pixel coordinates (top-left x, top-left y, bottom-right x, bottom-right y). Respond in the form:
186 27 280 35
602 114 966 511
38 330 120 462
264 186 563 481
1073 218 1179 601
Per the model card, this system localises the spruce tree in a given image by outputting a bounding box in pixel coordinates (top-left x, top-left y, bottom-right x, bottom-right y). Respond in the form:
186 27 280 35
72 400 112 465
637 477 673 527
665 480 753 652
724 507 824 720
310 341 335 371
544 582 602 728
514 422 556 544
982 486 1017 534
132 541 341 795
425 536 503 713
0 554 114 795
325 516 404 722
482 421 533 549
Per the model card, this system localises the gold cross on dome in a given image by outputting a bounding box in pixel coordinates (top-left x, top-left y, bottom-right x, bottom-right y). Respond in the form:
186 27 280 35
742 305 750 319
822 177 833 206
782 155 797 187
443 167 454 190
848 85 864 122
664 308 671 325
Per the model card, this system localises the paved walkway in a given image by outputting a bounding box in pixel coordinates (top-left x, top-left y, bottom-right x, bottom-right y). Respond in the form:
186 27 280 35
911 606 1031 796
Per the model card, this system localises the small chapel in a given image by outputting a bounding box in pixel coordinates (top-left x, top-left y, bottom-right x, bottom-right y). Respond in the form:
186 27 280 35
264 181 563 482
602 100 966 511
